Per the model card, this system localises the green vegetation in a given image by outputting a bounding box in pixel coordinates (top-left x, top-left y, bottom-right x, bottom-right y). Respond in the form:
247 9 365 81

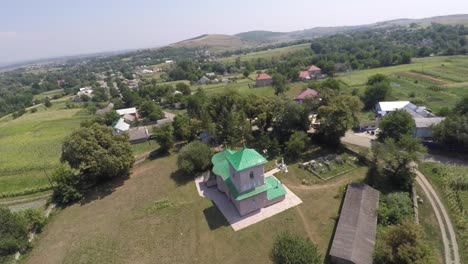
378 192 413 226
378 110 416 142
219 43 310 64
153 124 174 153
177 141 212 175
0 100 91 195
271 232 321 264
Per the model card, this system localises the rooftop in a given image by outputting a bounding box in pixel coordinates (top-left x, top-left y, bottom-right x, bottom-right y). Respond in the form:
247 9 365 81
129 127 149 141
306 65 321 72
116 107 137 116
295 88 319 100
226 147 267 172
225 176 286 201
113 118 130 132
298 71 311 79
414 117 445 128
330 183 379 264
256 73 272 81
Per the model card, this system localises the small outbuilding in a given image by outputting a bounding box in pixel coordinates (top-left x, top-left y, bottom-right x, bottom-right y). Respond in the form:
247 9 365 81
329 183 379 264
414 117 445 139
294 88 319 103
255 73 273 87
129 127 150 144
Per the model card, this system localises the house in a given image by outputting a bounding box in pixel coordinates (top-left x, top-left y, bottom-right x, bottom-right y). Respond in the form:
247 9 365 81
206 72 216 77
305 65 322 79
375 101 435 118
198 76 210 85
141 69 153 75
210 147 286 216
116 107 138 118
112 118 130 134
414 117 445 139
255 73 273 87
123 113 136 124
294 88 319 103
298 71 311 81
128 127 150 144
330 183 379 264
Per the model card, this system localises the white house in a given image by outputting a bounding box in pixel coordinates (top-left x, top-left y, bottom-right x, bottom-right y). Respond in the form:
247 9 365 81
113 118 130 134
376 101 435 118
116 107 138 117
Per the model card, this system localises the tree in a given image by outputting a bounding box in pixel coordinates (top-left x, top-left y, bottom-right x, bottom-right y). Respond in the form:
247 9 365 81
374 220 436 264
0 208 29 255
286 131 309 159
453 95 468 115
50 165 83 205
362 80 391 110
177 141 212 175
378 110 416 142
320 78 340 91
44 97 52 108
274 100 310 143
378 192 413 225
317 95 363 146
61 123 135 182
173 115 191 140
175 82 191 96
153 124 174 153
432 114 468 152
139 100 164 122
243 69 250 78
271 232 321 264
19 209 46 233
371 135 425 190
272 73 288 95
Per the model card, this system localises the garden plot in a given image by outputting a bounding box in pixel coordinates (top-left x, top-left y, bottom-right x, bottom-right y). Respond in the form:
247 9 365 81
299 153 359 181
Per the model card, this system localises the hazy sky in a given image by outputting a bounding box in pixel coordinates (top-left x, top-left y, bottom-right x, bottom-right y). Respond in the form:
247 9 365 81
1 0 467 64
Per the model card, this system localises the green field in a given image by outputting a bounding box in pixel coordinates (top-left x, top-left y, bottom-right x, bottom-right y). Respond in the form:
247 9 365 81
219 43 310 63
337 55 468 112
23 151 368 264
0 97 91 195
32 89 64 101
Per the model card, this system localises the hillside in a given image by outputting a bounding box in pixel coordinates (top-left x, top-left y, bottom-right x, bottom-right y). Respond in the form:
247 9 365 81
172 14 468 51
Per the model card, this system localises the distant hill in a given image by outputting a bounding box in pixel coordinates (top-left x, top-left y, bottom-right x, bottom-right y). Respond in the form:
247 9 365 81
171 14 468 51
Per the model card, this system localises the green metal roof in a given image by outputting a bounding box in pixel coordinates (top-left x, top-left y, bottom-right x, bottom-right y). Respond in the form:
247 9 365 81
212 160 230 181
225 147 267 172
265 176 287 201
224 176 286 202
211 148 235 165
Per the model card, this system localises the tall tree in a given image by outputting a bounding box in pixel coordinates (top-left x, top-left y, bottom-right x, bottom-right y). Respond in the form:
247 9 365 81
61 123 135 182
272 73 288 95
153 124 174 153
378 110 416 142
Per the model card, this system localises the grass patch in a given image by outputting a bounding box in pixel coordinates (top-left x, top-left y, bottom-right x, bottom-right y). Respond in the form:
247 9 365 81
219 43 310 64
144 199 173 214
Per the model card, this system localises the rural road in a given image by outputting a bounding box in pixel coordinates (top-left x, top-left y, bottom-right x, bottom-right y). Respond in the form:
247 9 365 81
341 131 461 264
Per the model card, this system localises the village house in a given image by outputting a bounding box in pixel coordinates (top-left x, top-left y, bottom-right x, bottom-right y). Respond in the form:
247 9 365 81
116 107 139 119
210 147 286 216
74 87 93 101
112 118 130 134
255 73 273 87
198 76 210 85
305 65 322 79
330 183 379 264
298 71 311 81
128 127 150 144
294 88 319 103
414 117 445 139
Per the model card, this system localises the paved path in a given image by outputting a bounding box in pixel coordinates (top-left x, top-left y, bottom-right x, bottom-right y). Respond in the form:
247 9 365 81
340 131 461 264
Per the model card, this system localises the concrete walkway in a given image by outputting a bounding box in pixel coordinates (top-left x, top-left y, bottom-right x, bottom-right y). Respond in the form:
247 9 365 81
194 175 302 231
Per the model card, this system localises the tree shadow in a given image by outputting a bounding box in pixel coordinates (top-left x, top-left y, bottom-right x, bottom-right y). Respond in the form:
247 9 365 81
148 149 170 160
79 174 129 206
203 201 229 230
170 170 193 186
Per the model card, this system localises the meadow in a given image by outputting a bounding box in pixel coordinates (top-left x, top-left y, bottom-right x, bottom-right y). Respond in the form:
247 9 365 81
23 151 367 264
219 43 310 63
337 55 468 113
0 97 91 195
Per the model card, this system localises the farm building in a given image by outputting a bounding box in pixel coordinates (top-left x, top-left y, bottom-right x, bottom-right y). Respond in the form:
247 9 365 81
298 71 311 81
375 101 435 118
129 127 150 144
414 117 445 139
112 118 130 134
295 88 319 103
210 147 286 216
255 73 273 87
330 183 379 264
305 65 322 78
116 107 139 119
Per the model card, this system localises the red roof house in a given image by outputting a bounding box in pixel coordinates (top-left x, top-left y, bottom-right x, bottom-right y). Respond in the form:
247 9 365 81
256 73 273 87
298 71 311 81
305 65 322 78
295 88 319 103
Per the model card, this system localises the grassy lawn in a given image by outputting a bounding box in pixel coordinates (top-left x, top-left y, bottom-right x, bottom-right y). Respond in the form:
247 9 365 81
0 99 92 195
219 43 310 64
419 163 468 264
32 89 64 101
23 151 367 264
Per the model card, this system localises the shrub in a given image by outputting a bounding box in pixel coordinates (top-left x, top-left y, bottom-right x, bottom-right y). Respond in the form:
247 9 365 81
51 165 83 205
30 108 38 113
19 209 46 233
271 232 321 264
378 192 413 225
177 141 212 175
0 208 29 255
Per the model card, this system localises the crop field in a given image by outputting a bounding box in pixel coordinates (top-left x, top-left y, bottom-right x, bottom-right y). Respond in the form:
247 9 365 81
24 152 368 264
0 98 91 195
337 55 468 112
219 43 310 63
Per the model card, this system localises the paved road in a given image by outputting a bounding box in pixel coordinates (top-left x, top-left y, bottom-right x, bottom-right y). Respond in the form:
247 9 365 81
341 131 461 264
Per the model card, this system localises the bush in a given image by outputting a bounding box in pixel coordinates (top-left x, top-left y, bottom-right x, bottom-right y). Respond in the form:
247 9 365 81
177 141 212 175
51 165 83 205
285 131 309 159
153 124 174 153
378 192 413 225
20 209 46 233
0 208 29 255
271 232 321 264
30 108 38 113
